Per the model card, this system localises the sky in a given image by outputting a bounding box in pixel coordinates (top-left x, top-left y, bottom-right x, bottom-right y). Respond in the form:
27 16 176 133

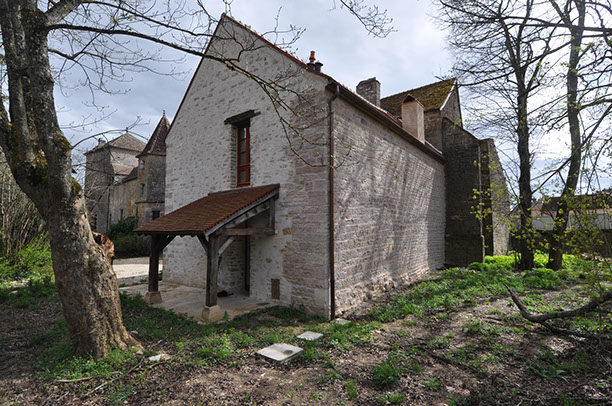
57 0 452 150
52 0 610 192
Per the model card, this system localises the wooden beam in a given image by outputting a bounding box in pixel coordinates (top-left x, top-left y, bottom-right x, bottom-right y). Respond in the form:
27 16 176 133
218 236 235 256
219 228 276 236
206 192 278 236
156 235 175 252
267 198 276 229
197 235 209 255
205 235 220 307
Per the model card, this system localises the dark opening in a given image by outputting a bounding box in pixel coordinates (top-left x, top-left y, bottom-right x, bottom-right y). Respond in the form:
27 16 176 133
271 278 280 300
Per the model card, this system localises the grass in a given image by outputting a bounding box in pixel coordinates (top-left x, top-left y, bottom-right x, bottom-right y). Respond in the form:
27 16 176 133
2 252 610 405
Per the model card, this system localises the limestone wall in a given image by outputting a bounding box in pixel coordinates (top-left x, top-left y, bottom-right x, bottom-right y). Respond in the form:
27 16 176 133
164 18 331 316
332 97 446 314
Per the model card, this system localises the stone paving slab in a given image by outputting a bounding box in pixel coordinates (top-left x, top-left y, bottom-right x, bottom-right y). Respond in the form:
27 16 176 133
256 343 303 362
297 331 323 341
333 318 350 325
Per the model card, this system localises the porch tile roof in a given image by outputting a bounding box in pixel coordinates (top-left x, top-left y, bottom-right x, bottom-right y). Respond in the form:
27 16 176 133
135 184 279 236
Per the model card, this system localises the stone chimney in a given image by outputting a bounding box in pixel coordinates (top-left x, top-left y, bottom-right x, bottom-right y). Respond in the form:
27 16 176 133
356 77 381 107
401 95 425 143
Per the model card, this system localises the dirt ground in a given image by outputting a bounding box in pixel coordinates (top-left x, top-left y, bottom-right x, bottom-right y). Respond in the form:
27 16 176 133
1 275 611 405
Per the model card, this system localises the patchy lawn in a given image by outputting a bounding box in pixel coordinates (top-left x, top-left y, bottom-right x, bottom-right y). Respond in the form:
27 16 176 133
1 256 611 405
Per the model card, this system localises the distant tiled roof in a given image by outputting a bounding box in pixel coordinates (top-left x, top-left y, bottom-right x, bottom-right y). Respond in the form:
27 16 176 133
137 113 170 158
86 132 146 154
135 184 279 236
121 167 138 182
112 163 134 176
380 78 457 118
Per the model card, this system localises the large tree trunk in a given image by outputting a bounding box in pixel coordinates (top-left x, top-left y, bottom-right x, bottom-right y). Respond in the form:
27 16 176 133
48 197 140 357
547 0 585 271
0 1 139 358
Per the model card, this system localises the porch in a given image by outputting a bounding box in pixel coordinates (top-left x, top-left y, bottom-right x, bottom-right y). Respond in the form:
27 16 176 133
118 281 273 322
134 184 280 322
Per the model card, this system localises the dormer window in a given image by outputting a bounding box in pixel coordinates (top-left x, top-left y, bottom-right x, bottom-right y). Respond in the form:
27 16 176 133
236 122 250 187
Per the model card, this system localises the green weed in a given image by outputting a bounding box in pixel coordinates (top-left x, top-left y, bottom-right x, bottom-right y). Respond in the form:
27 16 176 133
422 377 441 390
345 379 358 399
372 356 403 389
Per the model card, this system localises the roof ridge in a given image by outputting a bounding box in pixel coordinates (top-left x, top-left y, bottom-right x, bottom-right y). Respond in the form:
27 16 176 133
381 78 456 101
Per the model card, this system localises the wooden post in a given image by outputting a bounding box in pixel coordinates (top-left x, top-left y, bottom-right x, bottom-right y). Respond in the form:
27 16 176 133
205 234 220 307
145 235 162 304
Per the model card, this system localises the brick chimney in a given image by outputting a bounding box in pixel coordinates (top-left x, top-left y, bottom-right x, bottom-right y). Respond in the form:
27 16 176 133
401 95 424 143
356 77 381 107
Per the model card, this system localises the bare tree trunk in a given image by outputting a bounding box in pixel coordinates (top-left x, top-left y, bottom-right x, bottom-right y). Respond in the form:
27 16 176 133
0 1 139 358
548 0 586 270
517 91 535 271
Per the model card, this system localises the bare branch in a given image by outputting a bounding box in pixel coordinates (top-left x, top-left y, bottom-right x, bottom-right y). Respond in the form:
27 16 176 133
46 0 86 25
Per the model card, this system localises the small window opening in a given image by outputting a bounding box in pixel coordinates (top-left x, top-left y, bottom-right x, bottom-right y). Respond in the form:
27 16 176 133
152 210 161 220
236 122 250 187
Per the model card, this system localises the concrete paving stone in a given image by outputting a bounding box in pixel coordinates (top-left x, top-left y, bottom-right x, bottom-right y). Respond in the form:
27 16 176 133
148 353 171 362
333 318 350 325
297 331 323 341
256 343 303 362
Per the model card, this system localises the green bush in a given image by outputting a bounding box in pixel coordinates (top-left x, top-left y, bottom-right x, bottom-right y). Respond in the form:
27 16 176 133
113 233 148 258
0 237 52 281
107 218 148 258
107 217 139 241
523 268 562 289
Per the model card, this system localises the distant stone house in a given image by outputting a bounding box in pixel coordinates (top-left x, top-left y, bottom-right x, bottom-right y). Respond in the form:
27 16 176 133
84 114 170 233
532 193 612 231
136 14 510 320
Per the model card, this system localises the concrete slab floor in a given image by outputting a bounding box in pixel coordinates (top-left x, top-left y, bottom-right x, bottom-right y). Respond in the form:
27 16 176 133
119 281 273 323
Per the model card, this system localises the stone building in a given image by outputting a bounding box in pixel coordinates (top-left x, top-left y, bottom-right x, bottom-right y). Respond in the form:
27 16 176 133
136 15 510 320
84 114 170 233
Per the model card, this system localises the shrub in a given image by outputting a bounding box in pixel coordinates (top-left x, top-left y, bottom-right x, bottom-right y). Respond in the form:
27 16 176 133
523 268 562 289
107 218 148 258
372 356 402 388
0 237 52 281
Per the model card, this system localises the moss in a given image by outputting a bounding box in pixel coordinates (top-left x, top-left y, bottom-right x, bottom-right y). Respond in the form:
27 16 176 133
54 133 72 151
71 178 82 197
27 156 48 186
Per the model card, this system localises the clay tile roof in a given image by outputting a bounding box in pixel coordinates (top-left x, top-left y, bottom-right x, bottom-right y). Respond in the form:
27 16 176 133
135 184 280 236
87 132 146 154
112 163 134 176
137 113 170 158
380 78 456 118
121 167 139 182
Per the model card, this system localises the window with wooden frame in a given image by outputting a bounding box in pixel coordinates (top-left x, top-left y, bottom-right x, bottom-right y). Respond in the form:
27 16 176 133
236 121 250 187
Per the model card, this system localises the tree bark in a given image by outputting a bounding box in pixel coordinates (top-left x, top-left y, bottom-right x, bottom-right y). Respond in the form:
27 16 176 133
0 0 139 358
547 0 586 270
